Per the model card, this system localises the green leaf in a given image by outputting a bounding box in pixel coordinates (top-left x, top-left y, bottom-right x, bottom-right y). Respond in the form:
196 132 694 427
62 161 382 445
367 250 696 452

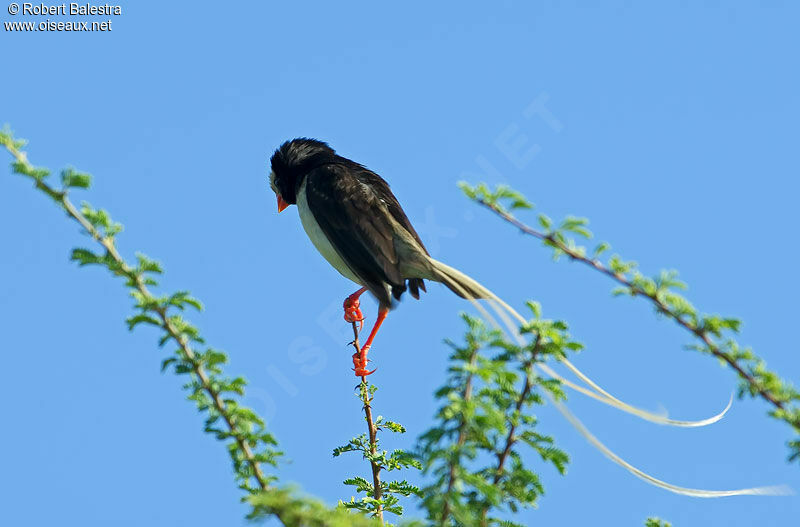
135 253 163 274
458 181 477 199
592 241 610 258
126 313 162 331
645 518 672 527
382 420 406 433
61 168 91 189
537 214 552 230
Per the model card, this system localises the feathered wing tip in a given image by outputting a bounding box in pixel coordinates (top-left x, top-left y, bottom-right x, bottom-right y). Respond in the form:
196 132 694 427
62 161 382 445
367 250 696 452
430 261 790 497
408 278 426 300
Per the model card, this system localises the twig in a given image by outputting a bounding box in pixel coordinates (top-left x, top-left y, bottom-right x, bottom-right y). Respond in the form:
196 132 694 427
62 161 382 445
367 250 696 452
350 322 384 525
3 140 285 525
439 345 480 527
475 199 795 424
481 334 541 525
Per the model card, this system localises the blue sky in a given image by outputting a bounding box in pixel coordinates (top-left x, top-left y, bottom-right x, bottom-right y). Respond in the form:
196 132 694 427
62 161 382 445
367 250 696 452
2 1 799 525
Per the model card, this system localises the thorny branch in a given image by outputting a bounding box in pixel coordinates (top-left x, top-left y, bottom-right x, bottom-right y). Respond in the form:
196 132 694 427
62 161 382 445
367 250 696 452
350 321 385 525
475 198 799 432
2 139 288 526
439 345 480 527
481 334 541 525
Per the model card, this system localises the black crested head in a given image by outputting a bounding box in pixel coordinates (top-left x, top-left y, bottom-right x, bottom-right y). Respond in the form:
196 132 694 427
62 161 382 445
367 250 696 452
269 138 336 205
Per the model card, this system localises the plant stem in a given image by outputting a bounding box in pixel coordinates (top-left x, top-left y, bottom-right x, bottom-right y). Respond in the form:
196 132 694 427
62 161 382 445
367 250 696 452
440 346 480 527
481 334 541 525
476 199 794 424
3 141 284 524
350 322 384 525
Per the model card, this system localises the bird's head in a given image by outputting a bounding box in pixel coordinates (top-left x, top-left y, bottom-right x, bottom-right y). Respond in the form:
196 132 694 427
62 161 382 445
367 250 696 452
269 138 336 212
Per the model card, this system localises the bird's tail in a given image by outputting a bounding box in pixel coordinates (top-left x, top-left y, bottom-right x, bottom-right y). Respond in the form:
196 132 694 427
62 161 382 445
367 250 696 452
428 258 492 300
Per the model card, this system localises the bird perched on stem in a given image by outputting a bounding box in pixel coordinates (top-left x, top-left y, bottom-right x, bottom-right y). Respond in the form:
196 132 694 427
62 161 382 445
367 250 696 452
269 138 488 376
268 139 791 499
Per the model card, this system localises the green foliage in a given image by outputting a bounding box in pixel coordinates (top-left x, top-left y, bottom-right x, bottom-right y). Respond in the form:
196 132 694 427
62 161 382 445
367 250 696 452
6 125 795 526
61 167 92 189
248 487 381 526
80 201 123 238
789 439 800 463
458 182 533 212
334 380 422 522
416 311 574 526
2 128 296 522
1 126 62 202
460 181 800 464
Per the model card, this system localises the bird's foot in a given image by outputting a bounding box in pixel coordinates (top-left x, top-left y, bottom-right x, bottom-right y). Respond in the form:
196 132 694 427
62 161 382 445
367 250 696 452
343 293 365 331
352 346 375 377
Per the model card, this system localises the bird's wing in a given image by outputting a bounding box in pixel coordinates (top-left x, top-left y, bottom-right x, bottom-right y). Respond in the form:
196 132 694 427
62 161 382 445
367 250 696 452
355 168 430 257
303 163 424 304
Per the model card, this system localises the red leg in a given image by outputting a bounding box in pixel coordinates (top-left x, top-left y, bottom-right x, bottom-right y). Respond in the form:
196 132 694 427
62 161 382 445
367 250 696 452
353 307 388 377
343 287 367 331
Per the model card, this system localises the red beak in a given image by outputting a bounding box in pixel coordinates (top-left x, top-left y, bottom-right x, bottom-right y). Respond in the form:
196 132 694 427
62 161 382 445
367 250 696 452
277 195 289 213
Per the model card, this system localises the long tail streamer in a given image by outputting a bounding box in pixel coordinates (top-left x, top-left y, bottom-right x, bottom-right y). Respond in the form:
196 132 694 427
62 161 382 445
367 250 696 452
429 258 790 497
433 259 728 425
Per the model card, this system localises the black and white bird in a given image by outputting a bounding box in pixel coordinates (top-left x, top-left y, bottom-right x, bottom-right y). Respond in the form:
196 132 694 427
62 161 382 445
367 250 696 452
268 138 488 376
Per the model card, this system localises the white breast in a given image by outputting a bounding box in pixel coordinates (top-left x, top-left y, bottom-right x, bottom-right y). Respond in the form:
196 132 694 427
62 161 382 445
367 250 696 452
296 179 363 285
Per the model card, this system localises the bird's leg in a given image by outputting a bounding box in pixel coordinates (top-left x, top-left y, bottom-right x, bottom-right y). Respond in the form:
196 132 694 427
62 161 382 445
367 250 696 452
352 307 388 377
343 287 367 332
